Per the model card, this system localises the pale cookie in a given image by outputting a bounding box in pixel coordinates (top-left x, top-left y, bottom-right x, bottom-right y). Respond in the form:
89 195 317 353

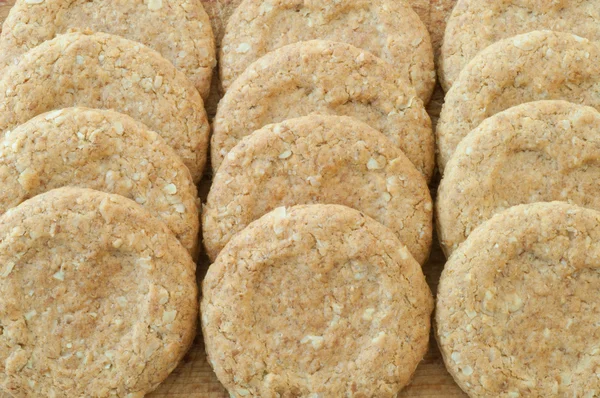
0 31 209 182
220 0 435 103
0 187 198 397
202 204 433 398
0 0 216 99
203 0 456 56
437 202 600 397
0 107 200 257
204 115 432 264
212 40 434 180
436 30 600 172
440 0 600 91
437 100 600 256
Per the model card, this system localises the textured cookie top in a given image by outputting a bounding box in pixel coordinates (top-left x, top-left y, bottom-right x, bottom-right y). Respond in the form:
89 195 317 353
437 202 600 397
204 115 432 264
202 204 433 398
0 0 216 99
220 0 435 102
203 0 454 55
0 107 200 256
0 187 198 398
440 0 600 91
436 30 600 172
212 40 434 179
437 101 600 255
0 31 209 182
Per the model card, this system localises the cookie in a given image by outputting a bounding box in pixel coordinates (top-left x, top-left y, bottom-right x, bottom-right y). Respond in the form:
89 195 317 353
0 0 216 100
437 100 600 256
203 115 432 264
219 0 435 103
203 0 455 57
439 0 600 91
0 31 209 183
0 187 198 397
202 204 433 397
437 202 600 397
0 107 200 257
436 30 600 172
212 40 434 180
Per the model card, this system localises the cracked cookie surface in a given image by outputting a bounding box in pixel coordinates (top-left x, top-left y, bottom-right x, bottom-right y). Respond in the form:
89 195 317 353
0 187 198 398
437 202 600 397
440 0 600 91
202 204 433 398
204 115 432 264
211 40 433 180
0 107 200 256
0 0 216 99
219 0 435 102
437 101 600 256
0 31 209 182
436 30 600 172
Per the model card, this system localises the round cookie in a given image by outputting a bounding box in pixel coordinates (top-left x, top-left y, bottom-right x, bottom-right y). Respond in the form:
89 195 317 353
203 0 456 56
0 31 209 183
202 204 433 397
437 100 600 255
0 107 200 257
440 0 600 91
0 0 216 100
220 0 435 103
204 115 432 264
436 30 600 172
0 187 198 397
212 40 434 180
437 202 600 397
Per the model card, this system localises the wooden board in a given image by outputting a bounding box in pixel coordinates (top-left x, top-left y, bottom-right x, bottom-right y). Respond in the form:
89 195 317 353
0 0 466 396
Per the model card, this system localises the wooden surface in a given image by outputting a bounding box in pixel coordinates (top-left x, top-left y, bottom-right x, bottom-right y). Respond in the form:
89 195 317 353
0 0 466 396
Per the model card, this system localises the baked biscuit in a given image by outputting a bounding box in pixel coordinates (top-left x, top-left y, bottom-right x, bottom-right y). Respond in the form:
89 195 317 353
220 0 435 102
436 30 600 172
0 31 209 182
437 100 600 255
440 0 600 91
0 0 216 99
202 204 433 397
0 107 199 256
0 187 198 397
204 115 432 264
212 40 434 180
437 202 600 397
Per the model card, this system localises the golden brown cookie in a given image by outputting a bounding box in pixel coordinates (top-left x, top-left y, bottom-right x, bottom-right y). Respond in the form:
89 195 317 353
211 40 434 180
439 0 600 91
0 187 198 397
436 30 600 172
0 0 216 99
202 204 433 397
203 115 432 264
437 202 600 397
437 100 600 255
0 31 209 182
220 0 435 102
0 107 200 256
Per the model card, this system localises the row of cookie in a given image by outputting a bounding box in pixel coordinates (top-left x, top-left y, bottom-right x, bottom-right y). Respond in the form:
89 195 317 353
435 22 600 398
